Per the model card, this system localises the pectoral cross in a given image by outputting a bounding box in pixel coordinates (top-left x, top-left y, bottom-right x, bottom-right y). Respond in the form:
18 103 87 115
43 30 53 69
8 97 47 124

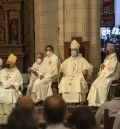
4 74 11 80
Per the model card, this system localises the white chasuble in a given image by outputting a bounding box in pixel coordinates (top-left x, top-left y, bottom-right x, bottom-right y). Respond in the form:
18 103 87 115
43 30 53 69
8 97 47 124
26 62 43 97
87 53 120 106
31 54 58 102
59 55 93 103
0 67 23 114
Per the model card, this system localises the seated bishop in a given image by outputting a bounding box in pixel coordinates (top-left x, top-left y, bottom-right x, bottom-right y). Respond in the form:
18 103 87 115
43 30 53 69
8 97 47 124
87 44 120 107
58 40 93 104
0 54 23 115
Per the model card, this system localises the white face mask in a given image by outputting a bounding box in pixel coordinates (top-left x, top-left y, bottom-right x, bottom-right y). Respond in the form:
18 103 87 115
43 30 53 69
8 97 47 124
36 59 42 63
47 51 52 56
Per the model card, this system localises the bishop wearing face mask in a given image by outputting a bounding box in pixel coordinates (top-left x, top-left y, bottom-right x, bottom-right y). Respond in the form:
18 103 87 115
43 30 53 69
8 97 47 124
59 40 93 104
31 45 58 104
0 53 23 115
26 52 44 97
88 44 120 107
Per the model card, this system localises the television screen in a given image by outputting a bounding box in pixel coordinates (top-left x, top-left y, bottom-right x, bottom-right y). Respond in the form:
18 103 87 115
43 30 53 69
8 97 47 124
100 25 120 62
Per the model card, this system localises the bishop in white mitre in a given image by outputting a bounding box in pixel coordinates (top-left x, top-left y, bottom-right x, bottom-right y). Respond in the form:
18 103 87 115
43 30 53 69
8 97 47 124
87 44 120 107
26 52 44 97
59 40 93 103
0 54 23 115
31 45 58 103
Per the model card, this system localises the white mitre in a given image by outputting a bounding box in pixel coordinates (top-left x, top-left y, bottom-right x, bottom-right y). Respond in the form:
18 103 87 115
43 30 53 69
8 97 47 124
70 40 80 49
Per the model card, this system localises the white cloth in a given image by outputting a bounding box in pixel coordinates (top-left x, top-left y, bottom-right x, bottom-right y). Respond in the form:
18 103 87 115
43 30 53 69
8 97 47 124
59 55 93 103
31 54 58 102
26 62 43 96
87 53 120 106
112 27 116 35
115 28 120 35
0 67 23 114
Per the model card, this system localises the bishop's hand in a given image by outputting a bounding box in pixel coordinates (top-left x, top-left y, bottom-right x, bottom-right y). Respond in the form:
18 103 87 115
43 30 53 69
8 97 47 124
82 69 88 78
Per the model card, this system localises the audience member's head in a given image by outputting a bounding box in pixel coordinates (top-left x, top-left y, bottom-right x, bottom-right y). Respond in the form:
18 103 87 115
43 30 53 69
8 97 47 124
43 95 67 124
16 96 34 110
7 108 37 129
68 107 97 129
114 86 120 97
45 45 54 57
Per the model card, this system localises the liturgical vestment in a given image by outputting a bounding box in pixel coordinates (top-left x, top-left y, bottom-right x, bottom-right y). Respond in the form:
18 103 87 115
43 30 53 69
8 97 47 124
59 55 93 103
26 61 43 97
31 54 58 102
87 52 120 106
0 67 23 114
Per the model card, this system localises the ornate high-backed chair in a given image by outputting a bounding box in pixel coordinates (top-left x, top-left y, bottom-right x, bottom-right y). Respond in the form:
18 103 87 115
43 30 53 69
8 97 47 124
64 37 90 61
52 37 90 95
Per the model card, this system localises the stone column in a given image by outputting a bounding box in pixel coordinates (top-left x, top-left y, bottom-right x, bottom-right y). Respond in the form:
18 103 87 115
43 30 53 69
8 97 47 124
89 0 101 68
34 0 58 55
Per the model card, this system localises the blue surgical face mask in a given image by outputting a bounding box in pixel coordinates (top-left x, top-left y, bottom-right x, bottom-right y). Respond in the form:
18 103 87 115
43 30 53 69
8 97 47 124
71 50 77 57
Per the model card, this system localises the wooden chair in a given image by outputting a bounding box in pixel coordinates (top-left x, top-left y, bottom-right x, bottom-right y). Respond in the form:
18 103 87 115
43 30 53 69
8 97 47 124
104 109 115 129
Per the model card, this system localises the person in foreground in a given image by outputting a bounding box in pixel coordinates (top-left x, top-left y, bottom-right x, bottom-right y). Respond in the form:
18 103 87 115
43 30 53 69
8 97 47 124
16 96 34 110
59 40 93 103
95 86 120 128
43 95 69 129
67 107 97 129
88 43 120 106
7 107 37 129
0 53 23 115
